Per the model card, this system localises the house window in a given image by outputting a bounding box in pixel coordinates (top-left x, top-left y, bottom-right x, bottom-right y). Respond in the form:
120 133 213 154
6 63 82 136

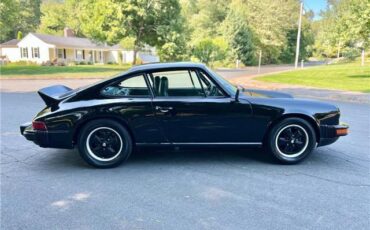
57 49 65 59
76 50 83 60
20 47 28 58
32 47 40 58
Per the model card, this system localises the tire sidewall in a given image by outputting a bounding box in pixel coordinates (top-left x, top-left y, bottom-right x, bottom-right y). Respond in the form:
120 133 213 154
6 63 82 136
78 119 132 168
268 118 316 164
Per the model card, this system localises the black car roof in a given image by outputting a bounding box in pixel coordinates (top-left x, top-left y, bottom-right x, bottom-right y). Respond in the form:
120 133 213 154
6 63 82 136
128 62 206 72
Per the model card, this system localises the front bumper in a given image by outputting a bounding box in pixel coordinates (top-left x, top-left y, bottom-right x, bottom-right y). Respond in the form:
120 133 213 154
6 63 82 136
318 123 349 146
20 122 74 149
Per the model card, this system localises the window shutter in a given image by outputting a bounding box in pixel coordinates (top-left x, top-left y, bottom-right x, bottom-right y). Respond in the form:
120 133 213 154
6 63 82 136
32 48 34 58
20 48 22 58
82 50 85 59
63 49 66 59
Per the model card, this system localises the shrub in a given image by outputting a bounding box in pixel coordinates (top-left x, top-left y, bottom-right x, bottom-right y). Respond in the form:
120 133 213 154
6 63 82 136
41 61 52 66
11 61 37 66
56 60 66 66
342 48 361 61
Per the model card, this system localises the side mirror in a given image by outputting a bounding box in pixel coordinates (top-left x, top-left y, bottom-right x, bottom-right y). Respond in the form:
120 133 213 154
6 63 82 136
234 89 240 102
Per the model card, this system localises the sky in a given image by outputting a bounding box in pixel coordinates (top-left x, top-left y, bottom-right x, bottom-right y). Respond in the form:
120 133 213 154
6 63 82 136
303 0 328 20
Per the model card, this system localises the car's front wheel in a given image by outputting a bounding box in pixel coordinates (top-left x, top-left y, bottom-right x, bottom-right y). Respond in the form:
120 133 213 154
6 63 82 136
266 118 316 164
78 119 132 168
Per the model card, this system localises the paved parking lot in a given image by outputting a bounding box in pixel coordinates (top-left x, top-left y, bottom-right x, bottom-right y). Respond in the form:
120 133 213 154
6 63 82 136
1 90 369 230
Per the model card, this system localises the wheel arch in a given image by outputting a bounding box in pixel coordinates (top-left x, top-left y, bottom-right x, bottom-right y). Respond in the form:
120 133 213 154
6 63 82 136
263 113 320 144
72 115 135 146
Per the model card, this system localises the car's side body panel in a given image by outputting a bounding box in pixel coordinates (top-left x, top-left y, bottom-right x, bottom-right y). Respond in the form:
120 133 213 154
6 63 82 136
150 97 254 143
21 62 347 150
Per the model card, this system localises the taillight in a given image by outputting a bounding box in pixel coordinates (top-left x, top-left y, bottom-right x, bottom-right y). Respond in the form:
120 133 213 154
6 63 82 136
32 121 47 131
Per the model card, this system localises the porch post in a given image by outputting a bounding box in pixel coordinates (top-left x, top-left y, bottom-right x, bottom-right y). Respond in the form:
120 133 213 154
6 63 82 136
101 50 104 63
92 50 95 63
54 48 57 60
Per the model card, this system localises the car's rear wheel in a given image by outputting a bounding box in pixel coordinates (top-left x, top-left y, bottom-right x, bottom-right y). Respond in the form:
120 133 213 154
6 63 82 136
266 118 316 164
78 119 132 168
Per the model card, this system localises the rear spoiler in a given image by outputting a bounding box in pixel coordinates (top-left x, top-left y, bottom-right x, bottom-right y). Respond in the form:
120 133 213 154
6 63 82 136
38 85 73 107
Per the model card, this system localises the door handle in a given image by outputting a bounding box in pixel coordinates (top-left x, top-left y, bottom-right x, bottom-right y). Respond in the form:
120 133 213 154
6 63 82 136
155 106 173 113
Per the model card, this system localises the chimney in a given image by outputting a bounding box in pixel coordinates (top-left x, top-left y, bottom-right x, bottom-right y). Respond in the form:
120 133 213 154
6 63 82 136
64 27 74 37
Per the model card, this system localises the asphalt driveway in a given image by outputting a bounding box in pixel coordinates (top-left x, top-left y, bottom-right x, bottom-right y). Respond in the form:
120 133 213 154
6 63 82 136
1 91 369 230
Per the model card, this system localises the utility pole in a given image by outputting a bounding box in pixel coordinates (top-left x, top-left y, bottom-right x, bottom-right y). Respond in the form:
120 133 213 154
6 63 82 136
295 2 303 69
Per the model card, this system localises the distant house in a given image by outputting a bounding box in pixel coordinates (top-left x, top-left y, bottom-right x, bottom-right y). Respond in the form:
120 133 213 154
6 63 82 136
0 39 20 62
0 28 159 64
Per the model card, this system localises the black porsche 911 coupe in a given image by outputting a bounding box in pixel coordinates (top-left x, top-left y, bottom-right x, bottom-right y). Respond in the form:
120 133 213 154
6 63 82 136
21 62 348 168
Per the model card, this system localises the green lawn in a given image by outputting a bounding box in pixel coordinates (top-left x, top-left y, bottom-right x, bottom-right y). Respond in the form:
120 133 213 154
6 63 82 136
258 62 370 93
0 64 131 78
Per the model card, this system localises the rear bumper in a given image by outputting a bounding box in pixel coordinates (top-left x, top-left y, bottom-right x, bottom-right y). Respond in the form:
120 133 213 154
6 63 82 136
318 123 349 147
20 122 74 149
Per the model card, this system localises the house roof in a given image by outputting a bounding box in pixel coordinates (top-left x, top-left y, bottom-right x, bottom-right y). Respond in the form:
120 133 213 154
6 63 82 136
30 33 121 50
0 39 19 47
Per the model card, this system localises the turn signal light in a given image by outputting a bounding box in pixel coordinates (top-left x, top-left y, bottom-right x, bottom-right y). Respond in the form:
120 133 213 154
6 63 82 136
32 121 47 131
336 128 348 136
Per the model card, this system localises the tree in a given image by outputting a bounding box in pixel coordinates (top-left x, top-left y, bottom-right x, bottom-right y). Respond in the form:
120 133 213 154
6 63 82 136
222 9 256 65
17 31 23 40
0 0 18 42
79 0 186 64
227 0 302 63
180 0 230 39
0 0 41 42
192 38 226 65
38 0 83 36
280 27 314 63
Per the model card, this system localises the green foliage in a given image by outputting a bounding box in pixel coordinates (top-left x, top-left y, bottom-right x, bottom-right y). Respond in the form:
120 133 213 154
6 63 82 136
157 38 188 62
38 0 83 36
0 0 41 42
232 26 255 65
313 0 370 58
120 37 136 50
342 47 361 61
280 28 314 63
180 0 230 39
222 10 255 65
17 31 23 40
79 0 186 64
192 38 226 65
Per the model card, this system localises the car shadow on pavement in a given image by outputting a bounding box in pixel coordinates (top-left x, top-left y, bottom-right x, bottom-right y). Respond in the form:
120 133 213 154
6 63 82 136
43 147 275 169
129 148 274 166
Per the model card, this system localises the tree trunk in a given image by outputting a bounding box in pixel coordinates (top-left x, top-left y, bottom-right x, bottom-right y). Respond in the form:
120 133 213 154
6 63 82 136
337 45 340 58
361 49 365 66
132 48 137 65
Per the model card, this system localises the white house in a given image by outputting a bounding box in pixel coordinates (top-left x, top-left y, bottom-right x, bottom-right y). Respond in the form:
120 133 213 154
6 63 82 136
0 28 159 64
0 39 20 62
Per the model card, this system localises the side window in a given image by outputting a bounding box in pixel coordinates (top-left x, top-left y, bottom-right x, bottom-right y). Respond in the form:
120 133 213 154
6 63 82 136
101 75 150 97
151 70 204 97
198 71 224 97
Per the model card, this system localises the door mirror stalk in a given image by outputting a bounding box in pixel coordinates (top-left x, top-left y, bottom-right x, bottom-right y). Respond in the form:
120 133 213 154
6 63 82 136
235 89 240 102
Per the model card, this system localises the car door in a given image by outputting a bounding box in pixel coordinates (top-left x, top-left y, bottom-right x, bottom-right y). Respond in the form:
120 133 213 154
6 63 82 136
148 68 254 144
100 74 166 144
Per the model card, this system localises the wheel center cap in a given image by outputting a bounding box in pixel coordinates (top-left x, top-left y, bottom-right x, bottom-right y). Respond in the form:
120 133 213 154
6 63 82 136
102 142 107 147
291 139 295 144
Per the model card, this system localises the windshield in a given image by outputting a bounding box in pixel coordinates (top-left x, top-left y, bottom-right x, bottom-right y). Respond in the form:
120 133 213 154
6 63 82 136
209 68 238 94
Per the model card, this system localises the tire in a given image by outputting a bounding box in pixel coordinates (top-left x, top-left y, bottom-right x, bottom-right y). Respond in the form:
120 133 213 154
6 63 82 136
78 119 132 168
266 117 316 164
